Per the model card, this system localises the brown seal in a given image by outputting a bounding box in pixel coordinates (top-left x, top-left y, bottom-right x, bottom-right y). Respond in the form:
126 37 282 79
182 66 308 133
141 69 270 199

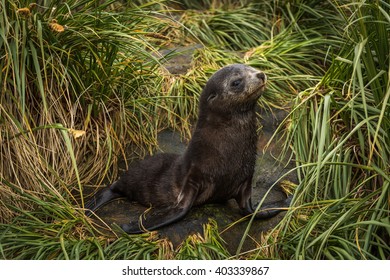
85 64 291 233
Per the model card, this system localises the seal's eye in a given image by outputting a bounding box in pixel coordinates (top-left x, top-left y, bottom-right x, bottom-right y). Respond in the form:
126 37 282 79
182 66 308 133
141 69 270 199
231 79 242 87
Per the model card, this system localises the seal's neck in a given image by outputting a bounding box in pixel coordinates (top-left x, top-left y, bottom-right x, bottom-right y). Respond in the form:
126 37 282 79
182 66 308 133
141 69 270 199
197 107 257 129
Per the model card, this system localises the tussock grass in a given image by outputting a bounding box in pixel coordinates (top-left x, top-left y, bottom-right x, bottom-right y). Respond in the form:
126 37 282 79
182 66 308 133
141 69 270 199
0 0 171 222
176 6 271 50
253 0 390 260
245 29 327 106
176 220 230 260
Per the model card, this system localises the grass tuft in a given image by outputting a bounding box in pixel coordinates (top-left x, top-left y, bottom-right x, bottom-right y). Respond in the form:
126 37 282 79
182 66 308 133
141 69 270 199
256 0 390 260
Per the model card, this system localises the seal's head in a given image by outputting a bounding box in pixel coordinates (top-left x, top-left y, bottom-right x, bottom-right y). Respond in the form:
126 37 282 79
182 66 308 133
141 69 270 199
200 64 267 115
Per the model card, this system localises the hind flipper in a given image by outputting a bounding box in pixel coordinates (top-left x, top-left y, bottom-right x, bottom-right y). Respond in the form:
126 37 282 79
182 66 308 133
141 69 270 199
85 183 124 217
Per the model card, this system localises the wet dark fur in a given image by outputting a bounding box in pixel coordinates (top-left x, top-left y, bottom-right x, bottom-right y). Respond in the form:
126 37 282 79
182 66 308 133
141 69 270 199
85 64 291 233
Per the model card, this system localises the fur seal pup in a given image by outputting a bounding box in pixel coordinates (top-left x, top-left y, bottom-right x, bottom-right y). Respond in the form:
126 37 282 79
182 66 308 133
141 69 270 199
85 64 292 233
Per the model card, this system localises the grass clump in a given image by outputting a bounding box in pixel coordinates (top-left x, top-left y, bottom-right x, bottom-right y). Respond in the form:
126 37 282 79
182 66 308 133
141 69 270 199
256 0 390 260
0 0 171 222
176 220 230 260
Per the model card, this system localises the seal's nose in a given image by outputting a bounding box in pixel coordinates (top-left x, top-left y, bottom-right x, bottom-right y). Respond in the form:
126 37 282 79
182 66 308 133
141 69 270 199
256 72 266 83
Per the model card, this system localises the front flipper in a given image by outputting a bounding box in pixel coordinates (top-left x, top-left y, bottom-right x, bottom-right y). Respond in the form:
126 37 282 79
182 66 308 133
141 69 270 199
240 196 292 219
121 205 191 234
122 185 199 234
85 183 124 217
252 196 292 218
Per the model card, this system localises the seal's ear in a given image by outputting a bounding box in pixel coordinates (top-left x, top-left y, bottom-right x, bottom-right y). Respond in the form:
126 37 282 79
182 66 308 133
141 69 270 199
207 93 217 102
